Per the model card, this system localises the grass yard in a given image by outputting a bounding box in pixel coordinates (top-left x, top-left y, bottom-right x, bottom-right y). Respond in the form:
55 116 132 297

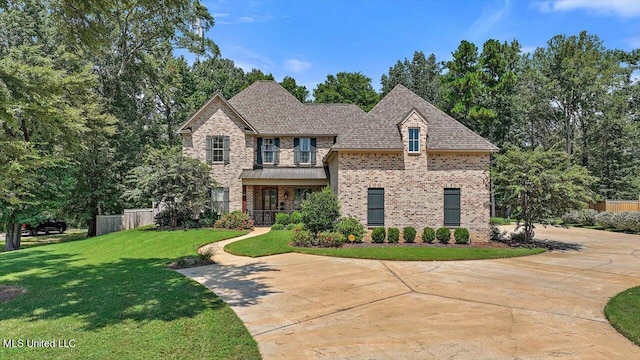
0 228 259 360
1 229 89 253
605 286 640 346
224 230 545 261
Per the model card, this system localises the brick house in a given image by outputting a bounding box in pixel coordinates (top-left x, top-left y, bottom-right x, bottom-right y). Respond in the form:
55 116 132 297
178 81 498 242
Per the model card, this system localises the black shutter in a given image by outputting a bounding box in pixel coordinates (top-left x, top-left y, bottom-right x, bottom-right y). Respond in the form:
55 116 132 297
444 188 461 226
310 138 317 165
256 138 263 165
274 137 280 165
367 188 385 226
223 136 230 164
223 187 230 213
293 138 300 165
205 136 212 164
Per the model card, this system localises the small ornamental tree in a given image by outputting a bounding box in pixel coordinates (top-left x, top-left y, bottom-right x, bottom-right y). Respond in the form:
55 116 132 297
123 147 213 228
301 186 341 233
492 146 595 242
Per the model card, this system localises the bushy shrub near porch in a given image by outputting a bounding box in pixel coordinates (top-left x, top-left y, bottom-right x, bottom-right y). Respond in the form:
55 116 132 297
214 211 254 230
387 228 400 243
403 227 417 243
275 212 290 225
301 186 340 233
454 228 470 244
422 227 436 243
371 227 386 243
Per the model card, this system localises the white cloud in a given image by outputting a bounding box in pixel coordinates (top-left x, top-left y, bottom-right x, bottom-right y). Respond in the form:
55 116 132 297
229 46 274 72
218 14 273 25
284 59 312 73
464 0 512 40
212 13 229 18
533 0 640 18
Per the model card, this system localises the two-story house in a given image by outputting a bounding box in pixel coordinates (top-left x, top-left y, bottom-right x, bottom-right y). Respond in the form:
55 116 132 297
179 81 498 242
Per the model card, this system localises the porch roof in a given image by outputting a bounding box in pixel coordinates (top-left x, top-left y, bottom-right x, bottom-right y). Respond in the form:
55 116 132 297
240 167 329 180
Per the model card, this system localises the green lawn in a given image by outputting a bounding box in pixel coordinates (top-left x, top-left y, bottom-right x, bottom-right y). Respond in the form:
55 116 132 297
605 286 640 346
1 229 89 253
224 230 545 261
0 228 260 360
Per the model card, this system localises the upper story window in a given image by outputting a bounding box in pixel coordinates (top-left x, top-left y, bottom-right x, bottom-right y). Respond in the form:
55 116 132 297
299 138 311 163
408 128 420 153
263 138 275 163
257 137 280 165
206 135 230 164
294 137 316 165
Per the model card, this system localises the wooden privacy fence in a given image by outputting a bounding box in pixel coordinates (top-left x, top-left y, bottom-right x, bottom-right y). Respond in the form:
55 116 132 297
97 208 159 236
588 198 640 213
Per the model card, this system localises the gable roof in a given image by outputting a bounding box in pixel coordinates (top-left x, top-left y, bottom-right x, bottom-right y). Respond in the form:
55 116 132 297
184 81 498 152
365 84 499 152
177 92 257 134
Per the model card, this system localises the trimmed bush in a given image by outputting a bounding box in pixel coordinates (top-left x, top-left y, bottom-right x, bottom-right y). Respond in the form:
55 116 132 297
422 227 436 243
317 231 346 247
490 225 506 242
596 211 616 229
154 208 194 228
214 211 255 230
285 223 294 230
335 216 365 243
562 209 598 226
275 212 290 225
291 223 305 231
289 211 302 224
403 227 417 243
271 223 285 230
198 209 219 228
436 227 451 244
454 228 470 244
388 227 400 243
612 212 640 232
291 228 315 247
301 186 341 233
371 227 386 243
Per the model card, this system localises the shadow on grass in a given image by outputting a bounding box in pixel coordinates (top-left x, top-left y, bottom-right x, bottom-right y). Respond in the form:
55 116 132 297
179 262 280 307
0 248 272 330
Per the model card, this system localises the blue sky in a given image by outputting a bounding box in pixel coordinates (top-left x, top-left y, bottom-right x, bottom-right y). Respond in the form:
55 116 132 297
198 0 640 92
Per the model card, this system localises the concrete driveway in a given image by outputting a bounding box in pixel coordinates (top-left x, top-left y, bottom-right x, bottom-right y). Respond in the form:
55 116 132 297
179 226 640 359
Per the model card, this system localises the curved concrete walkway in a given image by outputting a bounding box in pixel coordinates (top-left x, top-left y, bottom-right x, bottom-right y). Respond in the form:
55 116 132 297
179 226 640 359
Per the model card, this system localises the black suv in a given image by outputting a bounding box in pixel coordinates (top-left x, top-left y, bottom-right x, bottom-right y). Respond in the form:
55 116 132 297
22 220 67 236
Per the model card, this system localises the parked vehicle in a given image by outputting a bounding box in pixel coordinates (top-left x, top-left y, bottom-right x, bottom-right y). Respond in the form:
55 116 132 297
21 220 67 236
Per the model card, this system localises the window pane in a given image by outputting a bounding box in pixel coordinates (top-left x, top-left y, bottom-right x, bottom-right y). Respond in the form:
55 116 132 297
300 138 310 151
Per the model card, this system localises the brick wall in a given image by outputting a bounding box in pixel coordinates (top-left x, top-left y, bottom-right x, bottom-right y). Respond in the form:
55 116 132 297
337 151 491 242
181 97 253 212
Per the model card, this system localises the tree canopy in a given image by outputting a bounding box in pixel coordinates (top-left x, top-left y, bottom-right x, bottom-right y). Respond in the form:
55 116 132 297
313 72 380 111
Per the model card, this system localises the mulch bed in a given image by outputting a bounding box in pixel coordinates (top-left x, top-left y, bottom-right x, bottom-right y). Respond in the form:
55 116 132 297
0 285 26 304
167 257 215 269
341 241 509 249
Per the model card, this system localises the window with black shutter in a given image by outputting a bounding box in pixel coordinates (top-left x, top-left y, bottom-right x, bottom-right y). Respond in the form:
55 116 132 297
444 188 461 227
367 188 385 226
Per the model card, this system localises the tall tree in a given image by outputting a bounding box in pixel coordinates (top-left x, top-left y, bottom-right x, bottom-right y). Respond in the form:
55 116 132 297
0 0 113 249
381 51 441 103
280 76 309 102
313 72 380 111
189 57 245 106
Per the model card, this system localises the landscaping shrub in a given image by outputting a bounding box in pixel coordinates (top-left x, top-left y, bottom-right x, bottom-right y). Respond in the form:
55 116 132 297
285 223 295 230
154 208 194 228
317 231 346 247
183 220 200 229
403 227 417 243
388 227 400 243
214 211 254 230
510 231 526 242
301 186 341 233
436 227 451 244
198 209 219 228
271 223 285 230
422 227 436 243
291 223 305 231
612 212 640 232
596 211 616 229
289 211 302 224
454 228 470 244
335 216 365 243
275 212 290 225
371 227 386 243
562 209 598 226
490 225 506 242
291 228 315 247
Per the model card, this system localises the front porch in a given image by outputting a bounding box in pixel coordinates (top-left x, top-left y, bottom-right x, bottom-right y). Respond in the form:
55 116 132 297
240 167 330 226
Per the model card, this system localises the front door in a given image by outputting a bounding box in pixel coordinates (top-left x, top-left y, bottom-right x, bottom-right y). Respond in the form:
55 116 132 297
263 188 278 225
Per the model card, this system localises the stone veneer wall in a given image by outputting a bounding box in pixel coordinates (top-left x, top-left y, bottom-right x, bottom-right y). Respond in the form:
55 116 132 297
337 151 491 242
181 97 253 212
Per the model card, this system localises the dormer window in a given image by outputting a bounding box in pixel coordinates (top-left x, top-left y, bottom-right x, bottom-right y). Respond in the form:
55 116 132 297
409 128 420 153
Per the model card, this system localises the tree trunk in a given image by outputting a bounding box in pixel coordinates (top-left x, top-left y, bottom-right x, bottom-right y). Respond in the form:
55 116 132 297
4 223 22 251
87 208 99 238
